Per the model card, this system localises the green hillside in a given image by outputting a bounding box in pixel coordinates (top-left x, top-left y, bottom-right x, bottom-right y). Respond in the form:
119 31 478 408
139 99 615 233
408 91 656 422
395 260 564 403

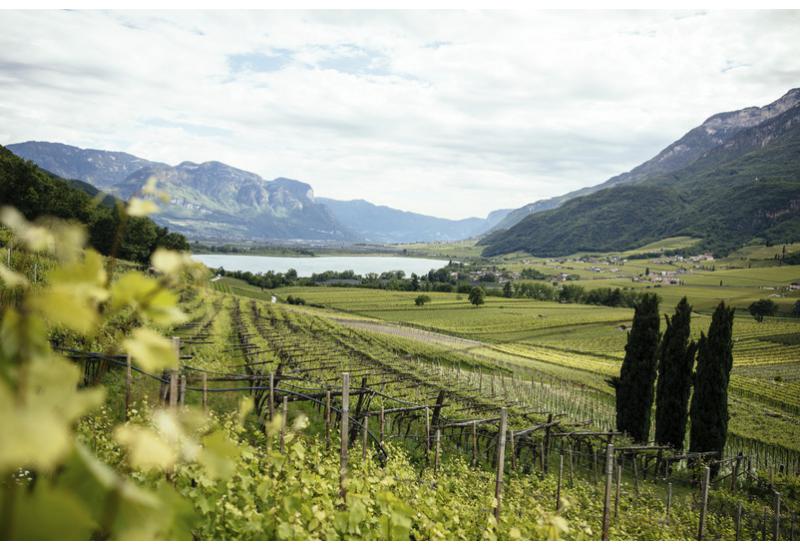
0 146 188 262
481 105 800 257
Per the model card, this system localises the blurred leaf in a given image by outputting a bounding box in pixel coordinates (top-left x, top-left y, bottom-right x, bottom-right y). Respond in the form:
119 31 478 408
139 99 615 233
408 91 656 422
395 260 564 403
122 328 177 374
11 481 97 540
127 198 159 217
115 424 178 471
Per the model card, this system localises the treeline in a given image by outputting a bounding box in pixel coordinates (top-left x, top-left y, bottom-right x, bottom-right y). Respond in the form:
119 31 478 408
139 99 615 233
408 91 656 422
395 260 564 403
512 282 655 308
612 295 735 476
0 146 189 262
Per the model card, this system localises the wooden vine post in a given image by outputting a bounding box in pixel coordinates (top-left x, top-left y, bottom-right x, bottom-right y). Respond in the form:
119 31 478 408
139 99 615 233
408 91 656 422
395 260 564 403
735 502 742 540
279 396 288 453
201 372 208 412
425 406 431 461
379 405 385 446
543 413 553 474
362 413 369 462
169 337 180 409
434 427 441 474
179 374 186 406
773 491 781 541
325 390 332 450
494 408 507 522
124 354 132 420
510 431 516 471
339 373 350 504
269 372 275 421
472 422 478 467
556 450 564 511
614 464 621 523
601 443 614 540
665 482 672 525
697 466 710 541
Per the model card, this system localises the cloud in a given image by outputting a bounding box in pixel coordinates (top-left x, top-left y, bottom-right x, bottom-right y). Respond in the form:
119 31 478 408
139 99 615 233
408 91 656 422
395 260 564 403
0 10 798 219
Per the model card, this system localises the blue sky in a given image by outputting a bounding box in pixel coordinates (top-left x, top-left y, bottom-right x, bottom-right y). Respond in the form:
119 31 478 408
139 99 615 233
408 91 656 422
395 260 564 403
0 10 798 219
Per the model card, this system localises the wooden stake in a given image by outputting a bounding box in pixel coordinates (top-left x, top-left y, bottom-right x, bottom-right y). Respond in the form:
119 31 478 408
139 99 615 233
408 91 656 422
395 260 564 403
632 454 640 497
471 422 478 467
179 375 186 406
697 466 710 540
124 354 132 420
339 373 350 503
362 413 369 462
543 413 553 474
510 431 516 471
279 396 288 453
494 408 507 522
774 491 781 541
269 372 275 421
556 451 564 511
434 428 441 474
169 337 180 409
379 405 385 446
169 370 178 409
325 390 332 450
731 455 740 492
601 443 614 540
614 464 621 524
735 502 742 540
425 406 431 460
202 372 208 412
666 482 672 525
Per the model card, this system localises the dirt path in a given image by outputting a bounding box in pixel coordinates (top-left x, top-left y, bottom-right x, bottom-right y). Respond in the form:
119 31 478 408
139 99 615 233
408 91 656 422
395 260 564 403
335 318 484 351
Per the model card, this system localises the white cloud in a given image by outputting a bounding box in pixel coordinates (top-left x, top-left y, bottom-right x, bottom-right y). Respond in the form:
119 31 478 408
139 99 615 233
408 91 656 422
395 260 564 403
0 10 798 218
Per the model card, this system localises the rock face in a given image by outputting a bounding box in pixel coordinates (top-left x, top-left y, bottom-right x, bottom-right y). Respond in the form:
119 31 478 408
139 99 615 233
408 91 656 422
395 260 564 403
491 88 800 232
7 141 354 241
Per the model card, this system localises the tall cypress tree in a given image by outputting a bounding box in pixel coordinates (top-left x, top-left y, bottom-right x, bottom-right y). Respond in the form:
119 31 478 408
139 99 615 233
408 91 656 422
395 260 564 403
689 301 735 473
654 297 697 450
611 293 661 443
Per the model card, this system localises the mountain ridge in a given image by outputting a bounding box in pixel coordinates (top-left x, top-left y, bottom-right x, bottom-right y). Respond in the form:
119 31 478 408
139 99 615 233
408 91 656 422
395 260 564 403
6 141 507 243
490 88 800 232
480 94 800 257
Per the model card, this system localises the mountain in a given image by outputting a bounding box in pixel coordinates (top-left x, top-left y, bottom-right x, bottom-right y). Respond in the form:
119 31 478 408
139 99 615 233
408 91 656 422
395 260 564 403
480 91 800 257
0 146 188 262
490 88 800 232
7 142 355 242
317 198 509 243
6 141 165 189
7 141 509 243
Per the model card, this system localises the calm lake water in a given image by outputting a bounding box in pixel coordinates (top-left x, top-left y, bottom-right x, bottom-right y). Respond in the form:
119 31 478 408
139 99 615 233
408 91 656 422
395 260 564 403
194 254 449 277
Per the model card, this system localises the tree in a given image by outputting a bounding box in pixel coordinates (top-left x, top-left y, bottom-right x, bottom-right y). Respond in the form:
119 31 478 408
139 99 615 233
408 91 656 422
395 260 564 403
689 301 735 475
610 293 661 443
748 298 778 322
414 294 431 307
654 297 697 450
468 286 485 307
410 273 420 291
502 281 513 298
793 300 800 317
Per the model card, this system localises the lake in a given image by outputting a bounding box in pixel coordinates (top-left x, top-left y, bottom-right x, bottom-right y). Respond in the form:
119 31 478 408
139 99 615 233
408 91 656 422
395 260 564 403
193 254 449 277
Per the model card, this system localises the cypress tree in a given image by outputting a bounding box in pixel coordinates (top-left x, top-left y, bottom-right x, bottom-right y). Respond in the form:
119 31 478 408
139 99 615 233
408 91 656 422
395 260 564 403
611 293 661 442
654 297 697 450
689 301 735 474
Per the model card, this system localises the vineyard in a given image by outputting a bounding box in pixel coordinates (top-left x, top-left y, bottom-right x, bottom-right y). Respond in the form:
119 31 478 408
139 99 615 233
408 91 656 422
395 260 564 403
3 222 800 540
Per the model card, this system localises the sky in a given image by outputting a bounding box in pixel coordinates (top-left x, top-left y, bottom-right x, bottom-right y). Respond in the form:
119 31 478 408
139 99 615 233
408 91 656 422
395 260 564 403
1 10 799 220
